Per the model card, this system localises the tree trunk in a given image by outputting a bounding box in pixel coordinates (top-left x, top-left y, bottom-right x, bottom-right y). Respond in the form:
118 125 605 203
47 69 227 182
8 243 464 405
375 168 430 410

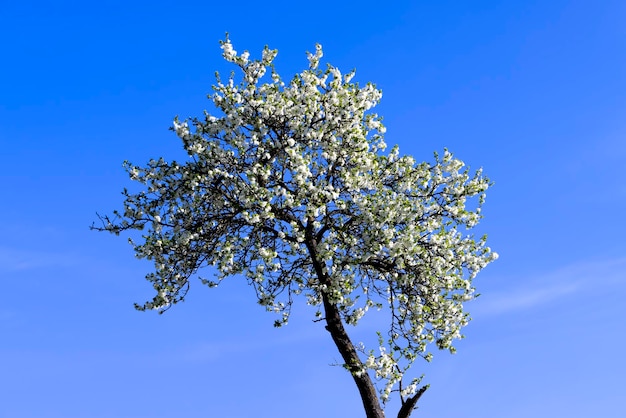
305 232 385 418
322 293 386 418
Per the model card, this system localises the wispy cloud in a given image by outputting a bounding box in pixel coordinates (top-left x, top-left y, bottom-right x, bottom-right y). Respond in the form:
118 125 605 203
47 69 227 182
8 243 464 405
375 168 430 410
473 257 626 316
177 324 325 364
0 247 78 272
474 282 580 315
0 309 16 322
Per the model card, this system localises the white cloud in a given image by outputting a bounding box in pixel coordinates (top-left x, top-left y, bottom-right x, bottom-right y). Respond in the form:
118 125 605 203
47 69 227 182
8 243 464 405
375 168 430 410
0 310 16 322
177 323 326 364
472 257 626 316
0 247 78 272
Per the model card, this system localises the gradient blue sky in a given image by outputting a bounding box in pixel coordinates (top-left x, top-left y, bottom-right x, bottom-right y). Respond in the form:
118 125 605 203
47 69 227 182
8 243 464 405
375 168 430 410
2 1 625 417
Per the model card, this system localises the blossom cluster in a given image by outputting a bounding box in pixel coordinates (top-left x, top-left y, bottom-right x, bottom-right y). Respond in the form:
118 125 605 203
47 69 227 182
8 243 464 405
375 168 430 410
96 36 497 404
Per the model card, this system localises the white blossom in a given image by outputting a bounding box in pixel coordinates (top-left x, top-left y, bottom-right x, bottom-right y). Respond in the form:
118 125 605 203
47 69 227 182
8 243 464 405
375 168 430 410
95 37 497 410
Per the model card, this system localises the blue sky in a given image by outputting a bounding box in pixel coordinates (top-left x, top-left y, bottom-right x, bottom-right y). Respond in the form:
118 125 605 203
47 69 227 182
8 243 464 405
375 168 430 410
1 1 625 417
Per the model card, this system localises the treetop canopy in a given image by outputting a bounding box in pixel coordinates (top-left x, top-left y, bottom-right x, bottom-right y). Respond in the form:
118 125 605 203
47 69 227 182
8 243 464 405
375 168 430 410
95 35 497 407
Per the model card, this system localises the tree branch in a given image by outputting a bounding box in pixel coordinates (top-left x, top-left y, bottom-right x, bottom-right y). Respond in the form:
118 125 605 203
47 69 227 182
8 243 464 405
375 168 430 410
397 385 429 418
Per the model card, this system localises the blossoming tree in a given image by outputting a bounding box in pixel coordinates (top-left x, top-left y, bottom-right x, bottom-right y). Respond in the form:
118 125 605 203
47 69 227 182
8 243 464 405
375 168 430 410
94 36 497 418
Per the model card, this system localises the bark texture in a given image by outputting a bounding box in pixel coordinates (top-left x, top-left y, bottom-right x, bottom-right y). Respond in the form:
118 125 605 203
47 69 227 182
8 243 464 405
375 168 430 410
397 385 428 418
322 294 385 418
306 227 425 418
305 231 385 418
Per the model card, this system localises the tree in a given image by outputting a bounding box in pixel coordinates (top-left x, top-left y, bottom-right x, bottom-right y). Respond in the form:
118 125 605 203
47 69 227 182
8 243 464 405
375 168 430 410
93 36 497 418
